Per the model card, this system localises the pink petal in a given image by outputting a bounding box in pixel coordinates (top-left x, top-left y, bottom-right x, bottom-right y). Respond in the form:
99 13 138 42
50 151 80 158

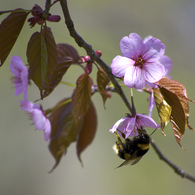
123 117 139 137
144 37 165 57
142 47 162 61
158 56 172 76
125 117 136 132
32 109 46 130
20 100 51 141
20 100 32 110
111 55 134 77
136 114 160 128
109 118 126 133
44 119 51 141
118 117 133 132
148 92 155 117
120 33 144 58
10 56 28 98
127 129 139 137
143 36 153 43
144 61 165 83
14 82 24 96
124 66 146 89
10 56 26 76
20 100 40 112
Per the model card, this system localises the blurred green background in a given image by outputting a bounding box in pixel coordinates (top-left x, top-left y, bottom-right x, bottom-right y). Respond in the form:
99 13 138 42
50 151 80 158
1 0 195 194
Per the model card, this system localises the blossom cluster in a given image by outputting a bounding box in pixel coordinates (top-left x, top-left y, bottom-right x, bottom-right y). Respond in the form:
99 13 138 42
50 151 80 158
10 56 51 141
110 33 172 137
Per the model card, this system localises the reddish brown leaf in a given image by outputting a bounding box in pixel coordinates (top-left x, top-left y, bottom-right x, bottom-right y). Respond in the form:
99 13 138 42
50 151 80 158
159 77 193 117
57 43 79 63
153 88 171 134
71 73 91 124
158 77 194 148
27 27 58 98
97 68 110 106
42 57 72 98
160 87 186 148
43 26 57 90
48 98 83 172
42 43 80 99
0 9 29 66
76 101 97 165
27 31 47 95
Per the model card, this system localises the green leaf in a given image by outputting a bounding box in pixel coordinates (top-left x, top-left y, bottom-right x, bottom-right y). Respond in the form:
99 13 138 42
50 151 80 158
76 101 97 165
48 98 83 172
153 88 171 135
0 9 29 66
71 73 91 125
27 31 48 96
97 67 110 107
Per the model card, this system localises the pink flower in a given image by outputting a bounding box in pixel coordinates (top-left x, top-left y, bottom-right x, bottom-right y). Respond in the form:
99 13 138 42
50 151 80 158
111 33 166 89
20 100 51 141
10 56 28 101
109 113 160 138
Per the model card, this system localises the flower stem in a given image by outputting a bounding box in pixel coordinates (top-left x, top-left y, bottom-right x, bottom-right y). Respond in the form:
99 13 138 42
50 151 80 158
45 98 72 115
60 81 76 87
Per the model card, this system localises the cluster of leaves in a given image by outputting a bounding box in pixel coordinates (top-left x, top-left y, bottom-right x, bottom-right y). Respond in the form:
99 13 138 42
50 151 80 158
0 7 111 171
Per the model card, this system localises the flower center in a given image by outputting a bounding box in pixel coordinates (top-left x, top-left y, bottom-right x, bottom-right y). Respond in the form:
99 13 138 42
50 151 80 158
134 56 146 69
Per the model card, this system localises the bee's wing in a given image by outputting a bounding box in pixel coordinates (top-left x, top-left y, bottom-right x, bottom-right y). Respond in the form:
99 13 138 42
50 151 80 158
115 151 142 168
130 156 142 165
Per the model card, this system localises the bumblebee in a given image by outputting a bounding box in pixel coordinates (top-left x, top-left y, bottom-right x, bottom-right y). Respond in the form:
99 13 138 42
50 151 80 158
113 128 150 168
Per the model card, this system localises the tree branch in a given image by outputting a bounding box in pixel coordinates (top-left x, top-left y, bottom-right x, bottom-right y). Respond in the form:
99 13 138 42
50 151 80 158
59 0 195 183
59 0 132 114
151 138 195 183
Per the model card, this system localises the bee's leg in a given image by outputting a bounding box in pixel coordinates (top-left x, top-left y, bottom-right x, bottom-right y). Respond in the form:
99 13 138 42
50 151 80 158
114 131 123 143
116 129 126 139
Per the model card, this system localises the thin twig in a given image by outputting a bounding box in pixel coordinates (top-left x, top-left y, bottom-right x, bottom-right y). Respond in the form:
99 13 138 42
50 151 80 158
151 138 195 183
42 0 51 19
59 0 132 114
59 0 195 183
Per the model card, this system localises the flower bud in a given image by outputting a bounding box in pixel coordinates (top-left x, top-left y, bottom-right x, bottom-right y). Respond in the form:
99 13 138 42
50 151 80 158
84 55 91 62
95 50 102 57
85 63 92 74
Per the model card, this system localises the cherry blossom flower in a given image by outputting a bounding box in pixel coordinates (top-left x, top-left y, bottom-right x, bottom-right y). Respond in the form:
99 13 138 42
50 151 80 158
10 56 28 101
20 100 51 141
109 113 160 138
111 33 166 89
